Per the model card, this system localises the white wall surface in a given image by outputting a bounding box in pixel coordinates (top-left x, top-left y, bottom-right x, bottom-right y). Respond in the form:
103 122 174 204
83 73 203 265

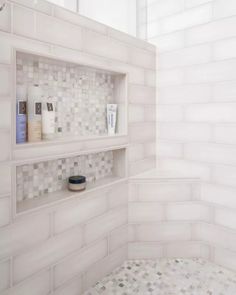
47 0 77 11
140 0 236 270
46 0 137 36
79 0 137 36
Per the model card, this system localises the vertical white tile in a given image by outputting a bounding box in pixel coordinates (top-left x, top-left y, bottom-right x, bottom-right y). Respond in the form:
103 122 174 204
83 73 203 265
0 259 10 292
0 2 11 33
0 66 11 97
107 183 128 209
109 225 128 253
0 163 11 196
0 101 11 129
128 144 144 162
0 198 10 227
13 5 35 38
0 131 10 162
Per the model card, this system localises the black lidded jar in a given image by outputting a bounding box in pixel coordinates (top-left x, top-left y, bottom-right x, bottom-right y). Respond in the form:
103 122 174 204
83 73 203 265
68 175 86 192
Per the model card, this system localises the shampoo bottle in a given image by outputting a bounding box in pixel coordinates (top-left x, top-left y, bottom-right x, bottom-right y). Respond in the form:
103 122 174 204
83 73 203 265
42 96 55 140
16 85 27 144
27 84 42 142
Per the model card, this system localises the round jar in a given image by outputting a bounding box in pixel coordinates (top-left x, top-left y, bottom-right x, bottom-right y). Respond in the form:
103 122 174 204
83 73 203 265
68 176 86 192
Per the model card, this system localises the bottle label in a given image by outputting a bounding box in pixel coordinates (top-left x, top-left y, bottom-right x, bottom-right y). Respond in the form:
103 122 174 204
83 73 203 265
47 102 53 112
34 102 42 115
18 101 27 115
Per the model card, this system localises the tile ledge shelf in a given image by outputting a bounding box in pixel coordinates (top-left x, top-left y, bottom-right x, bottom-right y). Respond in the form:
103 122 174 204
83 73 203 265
13 142 129 165
14 134 128 149
130 169 200 183
16 176 127 215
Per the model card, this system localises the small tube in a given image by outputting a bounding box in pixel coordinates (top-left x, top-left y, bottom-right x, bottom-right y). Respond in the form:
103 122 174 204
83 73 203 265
107 104 117 135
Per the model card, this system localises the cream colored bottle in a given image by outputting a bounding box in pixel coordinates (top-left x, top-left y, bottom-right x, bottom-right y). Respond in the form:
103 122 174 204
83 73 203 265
27 85 42 142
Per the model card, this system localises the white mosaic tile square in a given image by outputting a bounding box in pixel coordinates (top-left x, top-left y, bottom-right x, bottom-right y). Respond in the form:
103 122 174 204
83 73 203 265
16 52 115 137
16 151 113 202
83 259 236 295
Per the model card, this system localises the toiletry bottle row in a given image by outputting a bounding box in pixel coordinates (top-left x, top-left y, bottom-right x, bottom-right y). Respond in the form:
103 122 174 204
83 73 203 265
16 84 55 144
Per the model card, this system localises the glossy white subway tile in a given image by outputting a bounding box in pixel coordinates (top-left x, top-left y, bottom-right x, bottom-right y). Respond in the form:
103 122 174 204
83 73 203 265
54 194 108 234
13 5 35 38
85 208 127 244
13 226 83 283
0 2 11 33
0 259 10 292
128 242 163 259
54 239 108 288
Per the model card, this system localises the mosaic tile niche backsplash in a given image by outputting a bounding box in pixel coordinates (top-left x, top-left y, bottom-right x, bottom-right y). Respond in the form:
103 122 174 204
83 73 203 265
16 52 115 137
16 151 113 202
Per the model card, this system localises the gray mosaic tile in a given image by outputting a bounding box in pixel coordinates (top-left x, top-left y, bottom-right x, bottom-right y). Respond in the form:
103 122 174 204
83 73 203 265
83 259 236 295
16 151 113 202
16 52 114 137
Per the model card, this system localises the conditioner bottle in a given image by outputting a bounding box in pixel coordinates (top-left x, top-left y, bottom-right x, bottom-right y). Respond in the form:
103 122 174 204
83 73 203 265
27 84 42 142
42 96 55 140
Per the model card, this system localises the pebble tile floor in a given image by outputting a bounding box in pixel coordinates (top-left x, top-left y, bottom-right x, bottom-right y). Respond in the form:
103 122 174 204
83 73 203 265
83 258 236 295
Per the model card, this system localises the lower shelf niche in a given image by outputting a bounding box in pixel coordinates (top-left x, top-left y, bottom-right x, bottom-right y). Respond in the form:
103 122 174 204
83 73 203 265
16 148 126 214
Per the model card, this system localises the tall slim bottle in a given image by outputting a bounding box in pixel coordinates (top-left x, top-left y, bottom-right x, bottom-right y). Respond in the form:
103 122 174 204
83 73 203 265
27 84 42 142
16 85 27 144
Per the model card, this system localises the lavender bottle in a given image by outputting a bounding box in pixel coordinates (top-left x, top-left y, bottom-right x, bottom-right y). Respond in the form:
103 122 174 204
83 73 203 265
16 85 27 144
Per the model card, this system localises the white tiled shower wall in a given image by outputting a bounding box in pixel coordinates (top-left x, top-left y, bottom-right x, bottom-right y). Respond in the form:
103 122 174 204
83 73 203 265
138 0 236 270
0 1 156 294
128 179 211 260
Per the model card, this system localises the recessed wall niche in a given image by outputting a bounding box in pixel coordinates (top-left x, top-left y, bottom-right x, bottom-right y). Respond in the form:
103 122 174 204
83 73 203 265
15 51 127 143
16 151 113 202
16 147 127 214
